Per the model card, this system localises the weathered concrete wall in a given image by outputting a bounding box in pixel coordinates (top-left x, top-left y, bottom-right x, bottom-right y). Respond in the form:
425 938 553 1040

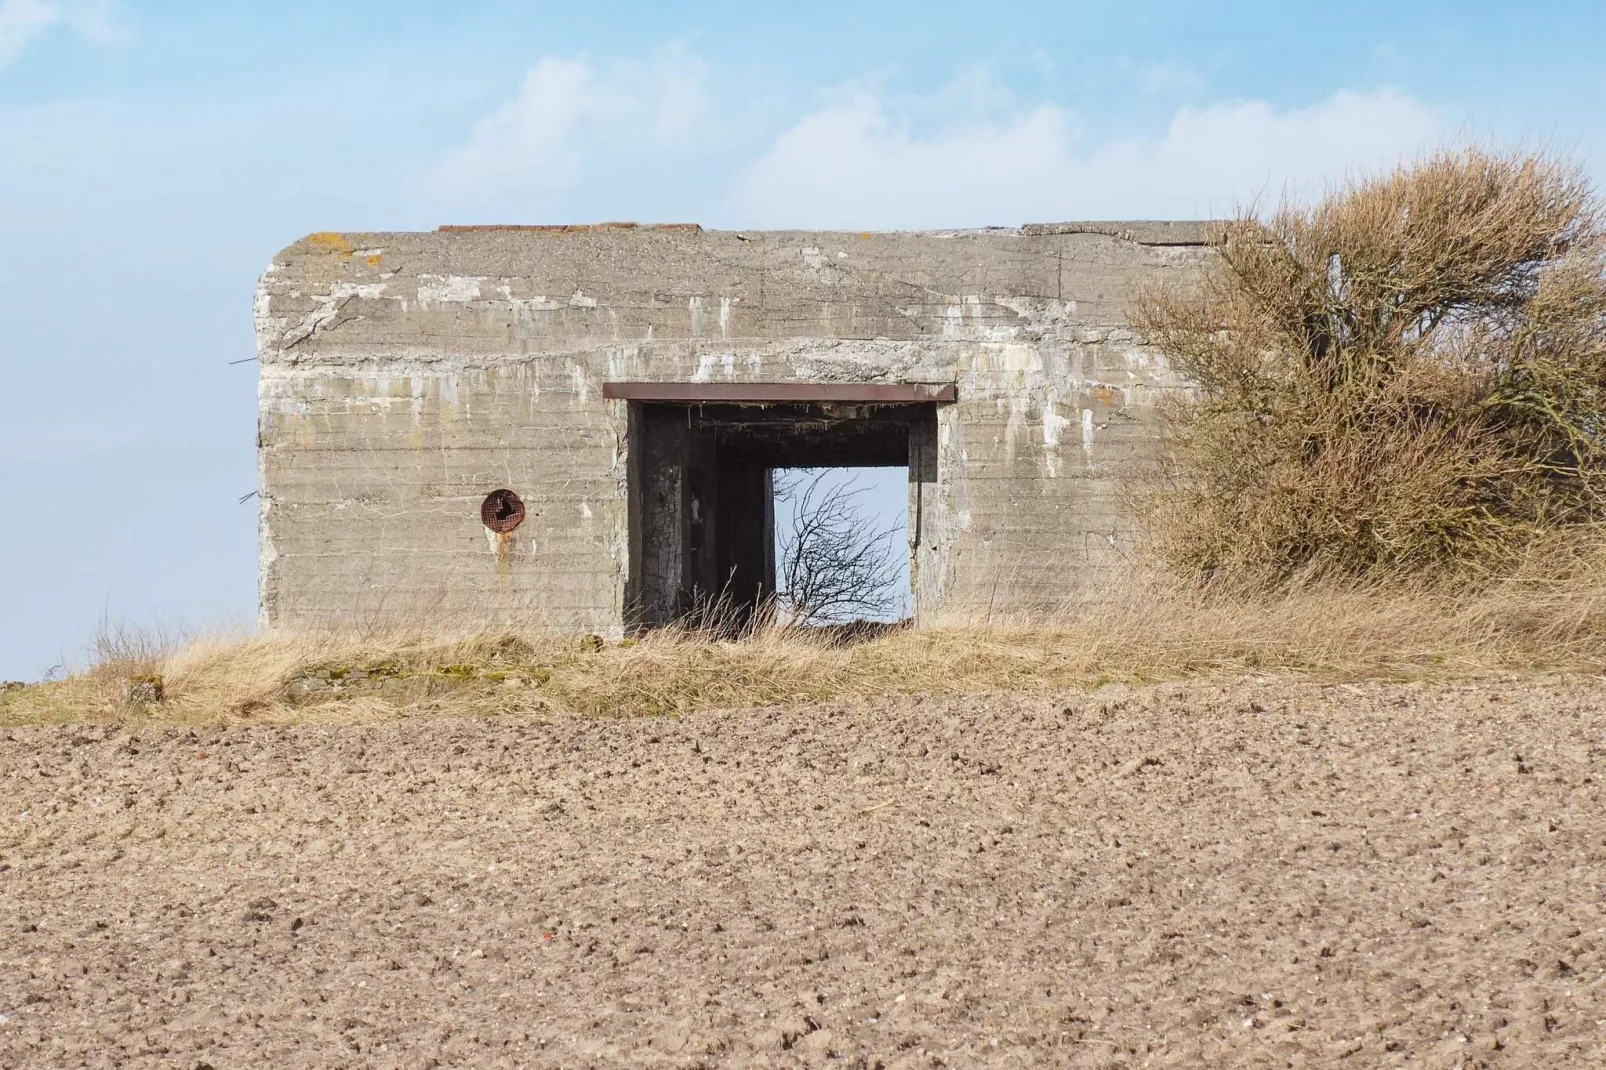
255 222 1218 632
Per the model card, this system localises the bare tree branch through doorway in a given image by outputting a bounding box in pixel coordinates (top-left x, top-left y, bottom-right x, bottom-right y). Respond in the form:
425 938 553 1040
774 468 906 626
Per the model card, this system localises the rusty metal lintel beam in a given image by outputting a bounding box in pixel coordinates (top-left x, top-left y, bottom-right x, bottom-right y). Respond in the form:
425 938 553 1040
602 382 957 404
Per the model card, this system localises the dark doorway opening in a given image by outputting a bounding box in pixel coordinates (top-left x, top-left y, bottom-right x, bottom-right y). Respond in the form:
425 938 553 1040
625 398 938 629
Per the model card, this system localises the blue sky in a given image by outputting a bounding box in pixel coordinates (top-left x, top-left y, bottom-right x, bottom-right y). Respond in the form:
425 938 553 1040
1 0 1602 678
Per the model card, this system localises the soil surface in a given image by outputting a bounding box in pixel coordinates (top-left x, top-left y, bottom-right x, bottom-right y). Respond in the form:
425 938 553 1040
2 679 1604 1069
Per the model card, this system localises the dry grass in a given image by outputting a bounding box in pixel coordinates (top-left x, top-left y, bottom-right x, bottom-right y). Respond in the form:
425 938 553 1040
8 534 1606 726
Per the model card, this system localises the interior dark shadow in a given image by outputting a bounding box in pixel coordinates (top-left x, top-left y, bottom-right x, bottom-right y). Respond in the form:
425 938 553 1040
626 400 936 630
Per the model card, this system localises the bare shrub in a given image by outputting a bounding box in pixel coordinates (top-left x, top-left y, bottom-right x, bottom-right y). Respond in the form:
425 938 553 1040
1137 147 1606 583
774 469 905 625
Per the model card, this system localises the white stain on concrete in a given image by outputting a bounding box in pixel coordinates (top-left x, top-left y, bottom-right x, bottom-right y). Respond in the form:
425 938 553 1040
570 364 591 402
692 354 720 382
607 346 644 381
1081 408 1095 459
417 275 484 303
522 365 541 405
569 290 598 308
719 296 732 339
508 295 562 312
688 296 704 337
1002 395 1030 464
1042 392 1072 448
961 344 1044 402
690 353 737 382
1042 392 1074 478
992 344 1044 374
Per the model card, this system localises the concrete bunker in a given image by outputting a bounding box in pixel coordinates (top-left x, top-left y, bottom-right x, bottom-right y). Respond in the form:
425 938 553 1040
612 382 951 628
254 222 1222 635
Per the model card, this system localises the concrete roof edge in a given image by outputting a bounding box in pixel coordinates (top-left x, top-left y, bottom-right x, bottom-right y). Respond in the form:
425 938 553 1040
437 222 704 234
267 221 1232 252
1018 220 1231 245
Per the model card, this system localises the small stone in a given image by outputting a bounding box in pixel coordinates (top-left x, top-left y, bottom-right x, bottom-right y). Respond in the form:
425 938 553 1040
123 675 164 708
242 896 276 923
1116 755 1161 779
285 677 326 702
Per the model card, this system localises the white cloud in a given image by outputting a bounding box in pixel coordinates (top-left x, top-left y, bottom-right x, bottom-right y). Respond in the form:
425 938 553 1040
421 48 710 216
729 93 1080 229
728 84 1444 228
421 53 1450 230
0 0 57 66
0 0 117 68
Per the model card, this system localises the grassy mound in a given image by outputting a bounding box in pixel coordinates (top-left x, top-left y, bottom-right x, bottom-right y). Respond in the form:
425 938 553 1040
9 539 1606 724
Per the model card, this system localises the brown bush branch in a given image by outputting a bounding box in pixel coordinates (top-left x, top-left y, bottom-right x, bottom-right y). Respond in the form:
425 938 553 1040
1135 147 1606 584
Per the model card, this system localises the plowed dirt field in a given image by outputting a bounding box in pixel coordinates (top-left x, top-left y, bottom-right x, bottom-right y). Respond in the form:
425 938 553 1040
2 679 1603 1068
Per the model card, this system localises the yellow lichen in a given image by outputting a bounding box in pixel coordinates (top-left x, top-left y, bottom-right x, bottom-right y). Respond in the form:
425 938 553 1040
305 232 353 256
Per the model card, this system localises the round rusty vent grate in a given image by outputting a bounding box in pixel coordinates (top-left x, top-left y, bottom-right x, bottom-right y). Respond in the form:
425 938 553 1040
480 489 526 533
